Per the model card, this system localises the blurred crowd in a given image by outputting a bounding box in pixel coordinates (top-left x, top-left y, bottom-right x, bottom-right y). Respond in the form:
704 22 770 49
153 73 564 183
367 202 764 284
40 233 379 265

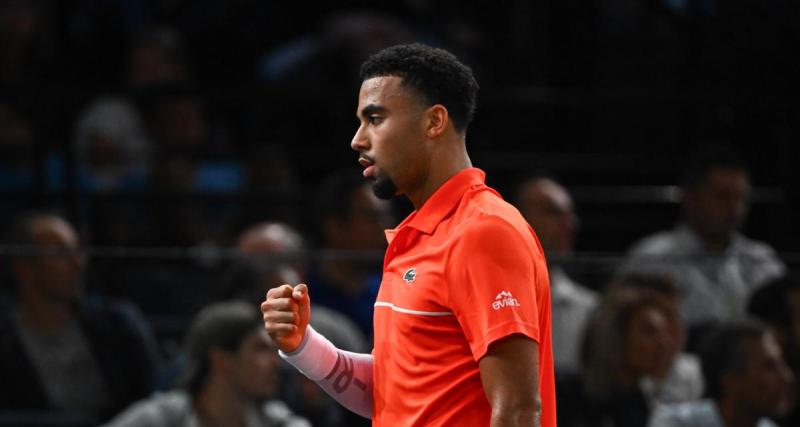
1 1 799 427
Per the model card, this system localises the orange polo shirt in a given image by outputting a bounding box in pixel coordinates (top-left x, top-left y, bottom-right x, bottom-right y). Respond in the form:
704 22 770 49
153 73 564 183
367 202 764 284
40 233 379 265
372 168 556 427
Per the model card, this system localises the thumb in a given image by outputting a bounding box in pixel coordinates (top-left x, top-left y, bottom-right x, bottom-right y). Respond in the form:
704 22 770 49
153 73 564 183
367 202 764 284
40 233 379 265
293 283 309 304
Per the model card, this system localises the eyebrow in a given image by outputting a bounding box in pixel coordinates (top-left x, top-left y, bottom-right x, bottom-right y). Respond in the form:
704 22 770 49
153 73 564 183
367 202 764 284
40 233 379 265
359 104 386 119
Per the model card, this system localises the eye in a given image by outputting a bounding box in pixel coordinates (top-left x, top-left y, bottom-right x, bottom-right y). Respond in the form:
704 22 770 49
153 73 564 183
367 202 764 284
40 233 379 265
369 115 384 125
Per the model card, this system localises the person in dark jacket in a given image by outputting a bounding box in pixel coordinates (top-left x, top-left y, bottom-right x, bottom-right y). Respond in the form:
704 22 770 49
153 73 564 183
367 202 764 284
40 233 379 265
0 212 161 423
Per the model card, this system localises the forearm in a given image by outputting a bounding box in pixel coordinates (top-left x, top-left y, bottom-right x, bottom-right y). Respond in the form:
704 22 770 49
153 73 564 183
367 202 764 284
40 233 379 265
490 401 541 427
280 326 373 418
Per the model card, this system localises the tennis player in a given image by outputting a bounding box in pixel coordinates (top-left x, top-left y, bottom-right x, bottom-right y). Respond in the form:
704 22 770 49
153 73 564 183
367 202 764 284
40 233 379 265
262 43 555 427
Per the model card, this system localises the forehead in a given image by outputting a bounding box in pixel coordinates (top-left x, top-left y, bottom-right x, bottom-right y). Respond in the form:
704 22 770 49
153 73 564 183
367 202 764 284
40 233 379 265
739 332 780 366
631 304 668 327
357 76 417 110
31 218 79 246
522 179 572 209
704 167 750 188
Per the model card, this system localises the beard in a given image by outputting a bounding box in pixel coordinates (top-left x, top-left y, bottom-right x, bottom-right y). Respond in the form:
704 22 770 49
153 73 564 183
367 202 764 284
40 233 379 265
371 174 398 200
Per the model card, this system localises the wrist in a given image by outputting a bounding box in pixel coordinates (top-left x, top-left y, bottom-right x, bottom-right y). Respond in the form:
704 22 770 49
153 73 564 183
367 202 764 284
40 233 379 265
279 325 339 381
281 327 311 356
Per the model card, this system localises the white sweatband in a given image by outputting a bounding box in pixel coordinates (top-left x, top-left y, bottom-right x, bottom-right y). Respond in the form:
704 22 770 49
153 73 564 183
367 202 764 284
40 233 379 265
279 325 338 381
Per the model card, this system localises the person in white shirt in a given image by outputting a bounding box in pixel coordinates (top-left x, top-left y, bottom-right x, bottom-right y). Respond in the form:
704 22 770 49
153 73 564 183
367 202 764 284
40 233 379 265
104 302 309 427
516 175 598 374
649 319 793 427
620 144 785 336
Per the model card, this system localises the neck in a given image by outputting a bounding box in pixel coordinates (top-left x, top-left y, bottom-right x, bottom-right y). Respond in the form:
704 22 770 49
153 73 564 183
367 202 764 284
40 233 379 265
698 230 732 255
19 291 73 335
718 397 761 427
685 221 732 254
406 140 471 210
195 380 249 427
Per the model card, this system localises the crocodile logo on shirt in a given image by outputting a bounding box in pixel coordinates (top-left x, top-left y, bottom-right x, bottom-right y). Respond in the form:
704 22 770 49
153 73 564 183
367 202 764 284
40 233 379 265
493 290 521 310
403 268 417 283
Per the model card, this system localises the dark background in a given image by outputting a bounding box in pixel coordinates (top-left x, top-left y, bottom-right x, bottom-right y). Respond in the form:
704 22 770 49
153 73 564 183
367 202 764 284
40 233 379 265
1 0 798 261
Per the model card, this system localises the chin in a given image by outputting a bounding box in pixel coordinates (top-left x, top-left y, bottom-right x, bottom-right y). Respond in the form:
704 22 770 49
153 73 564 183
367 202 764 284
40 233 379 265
372 175 398 200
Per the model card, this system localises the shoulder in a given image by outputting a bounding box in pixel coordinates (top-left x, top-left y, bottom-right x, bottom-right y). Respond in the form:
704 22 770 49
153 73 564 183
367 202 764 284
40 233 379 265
736 235 783 260
628 230 681 256
261 400 312 427
649 400 719 427
552 270 598 306
102 391 189 427
452 189 536 248
449 212 537 259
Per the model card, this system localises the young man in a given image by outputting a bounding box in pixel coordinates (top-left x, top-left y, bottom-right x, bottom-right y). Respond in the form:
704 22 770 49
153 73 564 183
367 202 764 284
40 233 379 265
104 301 309 427
262 43 556 427
648 320 794 427
620 144 785 335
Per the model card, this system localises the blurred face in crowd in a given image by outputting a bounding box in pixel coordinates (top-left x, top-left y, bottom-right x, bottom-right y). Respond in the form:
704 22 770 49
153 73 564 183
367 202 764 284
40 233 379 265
236 222 304 291
227 328 281 401
17 216 85 304
624 304 674 378
517 178 577 258
728 332 794 419
352 76 430 200
653 292 685 355
152 97 205 148
683 167 750 246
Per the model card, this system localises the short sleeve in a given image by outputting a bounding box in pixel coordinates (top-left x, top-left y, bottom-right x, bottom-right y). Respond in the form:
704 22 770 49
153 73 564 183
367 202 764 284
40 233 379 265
445 215 541 361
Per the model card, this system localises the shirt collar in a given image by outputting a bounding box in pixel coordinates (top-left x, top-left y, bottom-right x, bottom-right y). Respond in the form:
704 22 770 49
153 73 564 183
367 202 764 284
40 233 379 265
394 168 487 236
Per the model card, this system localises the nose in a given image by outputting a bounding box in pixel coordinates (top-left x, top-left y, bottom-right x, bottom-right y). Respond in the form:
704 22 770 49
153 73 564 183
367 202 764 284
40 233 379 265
351 123 369 152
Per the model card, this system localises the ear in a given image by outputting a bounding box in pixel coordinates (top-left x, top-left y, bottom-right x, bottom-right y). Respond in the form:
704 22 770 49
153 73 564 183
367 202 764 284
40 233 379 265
425 105 449 139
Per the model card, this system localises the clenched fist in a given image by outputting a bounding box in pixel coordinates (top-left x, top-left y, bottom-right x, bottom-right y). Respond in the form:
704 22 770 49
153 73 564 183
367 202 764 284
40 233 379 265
261 284 311 353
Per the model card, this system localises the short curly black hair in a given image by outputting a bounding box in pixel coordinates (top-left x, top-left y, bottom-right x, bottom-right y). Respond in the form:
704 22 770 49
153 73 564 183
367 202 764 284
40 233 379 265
359 43 479 133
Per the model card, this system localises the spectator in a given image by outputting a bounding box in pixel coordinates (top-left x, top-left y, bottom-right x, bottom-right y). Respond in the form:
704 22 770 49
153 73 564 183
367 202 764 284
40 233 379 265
748 274 800 426
609 273 704 407
0 97 37 190
237 144 303 228
577 287 678 427
0 212 161 422
515 174 598 375
649 319 794 427
206 221 368 427
73 96 151 192
104 301 309 427
143 84 242 246
219 221 306 305
125 27 191 89
620 143 785 336
304 169 394 338
0 0 56 88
